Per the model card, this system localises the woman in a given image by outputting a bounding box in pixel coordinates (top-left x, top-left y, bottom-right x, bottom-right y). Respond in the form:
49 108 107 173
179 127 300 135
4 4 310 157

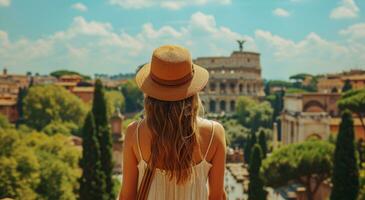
119 45 227 200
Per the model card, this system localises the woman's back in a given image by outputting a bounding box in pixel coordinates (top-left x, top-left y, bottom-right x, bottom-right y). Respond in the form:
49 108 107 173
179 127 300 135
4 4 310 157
135 118 216 199
119 45 226 200
120 117 226 199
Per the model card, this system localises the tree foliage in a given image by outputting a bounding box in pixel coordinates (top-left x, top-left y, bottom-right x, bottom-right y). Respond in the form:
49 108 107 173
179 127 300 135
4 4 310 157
261 140 334 200
338 89 365 134
258 129 268 158
236 96 273 133
79 112 106 200
105 90 125 118
330 111 359 200
342 79 352 92
23 85 88 130
42 121 80 136
120 79 143 113
0 127 81 200
50 70 91 80
91 80 115 200
248 144 267 200
222 119 250 148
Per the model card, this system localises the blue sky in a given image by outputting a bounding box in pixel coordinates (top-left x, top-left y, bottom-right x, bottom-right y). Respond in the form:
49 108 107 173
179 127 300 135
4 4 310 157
0 0 364 79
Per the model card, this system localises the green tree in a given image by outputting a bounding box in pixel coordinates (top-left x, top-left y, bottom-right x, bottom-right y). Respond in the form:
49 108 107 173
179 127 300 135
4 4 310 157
236 96 273 132
50 70 91 80
79 112 106 200
258 129 268 158
0 127 81 200
0 114 12 129
248 144 267 200
16 87 27 127
42 121 79 136
222 119 250 148
261 140 334 200
330 111 359 200
105 90 125 118
120 79 143 113
244 132 257 164
342 79 352 92
338 89 365 134
92 80 115 200
23 85 87 130
0 129 39 200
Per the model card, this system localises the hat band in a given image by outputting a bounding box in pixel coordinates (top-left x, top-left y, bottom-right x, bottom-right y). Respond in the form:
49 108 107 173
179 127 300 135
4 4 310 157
150 68 194 86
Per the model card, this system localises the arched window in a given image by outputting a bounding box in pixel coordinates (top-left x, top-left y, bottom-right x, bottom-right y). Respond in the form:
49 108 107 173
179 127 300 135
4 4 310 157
220 100 226 112
210 83 216 92
209 100 216 112
239 84 243 93
230 100 235 111
220 83 226 93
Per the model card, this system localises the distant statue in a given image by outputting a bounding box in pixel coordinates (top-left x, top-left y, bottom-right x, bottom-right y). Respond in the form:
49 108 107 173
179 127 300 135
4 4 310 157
237 40 246 52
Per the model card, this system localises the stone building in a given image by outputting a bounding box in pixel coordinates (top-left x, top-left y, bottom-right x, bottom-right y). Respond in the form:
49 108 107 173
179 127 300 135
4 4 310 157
317 69 365 93
281 93 341 145
194 47 264 114
281 92 365 144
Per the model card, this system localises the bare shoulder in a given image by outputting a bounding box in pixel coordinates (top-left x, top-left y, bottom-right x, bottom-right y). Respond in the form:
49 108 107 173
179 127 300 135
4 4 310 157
198 118 226 147
124 120 139 147
211 120 226 147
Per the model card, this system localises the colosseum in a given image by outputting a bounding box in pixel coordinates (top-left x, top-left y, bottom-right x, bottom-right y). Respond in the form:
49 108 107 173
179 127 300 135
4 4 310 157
194 46 264 114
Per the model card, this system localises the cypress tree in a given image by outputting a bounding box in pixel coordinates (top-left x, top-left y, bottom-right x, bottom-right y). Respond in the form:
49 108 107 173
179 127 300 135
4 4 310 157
92 79 115 200
330 110 359 200
342 79 352 92
258 130 268 158
248 144 267 200
244 132 257 164
79 112 106 200
16 87 26 128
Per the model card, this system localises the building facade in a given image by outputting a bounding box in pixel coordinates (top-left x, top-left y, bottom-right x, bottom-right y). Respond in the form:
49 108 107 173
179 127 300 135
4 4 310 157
194 50 264 114
281 93 341 145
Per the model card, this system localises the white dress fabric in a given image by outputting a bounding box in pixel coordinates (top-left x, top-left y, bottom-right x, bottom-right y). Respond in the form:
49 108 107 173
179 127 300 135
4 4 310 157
136 120 215 200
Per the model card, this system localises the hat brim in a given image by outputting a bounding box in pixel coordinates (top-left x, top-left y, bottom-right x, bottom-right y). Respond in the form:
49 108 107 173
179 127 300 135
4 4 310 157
135 63 209 101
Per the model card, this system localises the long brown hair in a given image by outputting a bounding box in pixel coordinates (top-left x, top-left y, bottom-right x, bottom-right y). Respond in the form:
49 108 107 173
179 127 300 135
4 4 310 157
144 94 202 184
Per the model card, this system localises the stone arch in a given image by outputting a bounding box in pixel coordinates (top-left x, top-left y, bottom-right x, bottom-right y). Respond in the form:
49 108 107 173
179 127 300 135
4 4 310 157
229 82 235 93
239 84 243 93
220 100 226 112
210 83 216 92
220 82 226 93
303 100 326 112
209 100 216 112
230 100 235 111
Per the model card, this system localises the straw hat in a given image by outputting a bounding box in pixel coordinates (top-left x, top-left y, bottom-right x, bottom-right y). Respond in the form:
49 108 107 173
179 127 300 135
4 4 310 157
135 45 209 101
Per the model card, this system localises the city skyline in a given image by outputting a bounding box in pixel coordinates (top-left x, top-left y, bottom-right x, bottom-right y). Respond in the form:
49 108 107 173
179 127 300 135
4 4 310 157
0 0 364 79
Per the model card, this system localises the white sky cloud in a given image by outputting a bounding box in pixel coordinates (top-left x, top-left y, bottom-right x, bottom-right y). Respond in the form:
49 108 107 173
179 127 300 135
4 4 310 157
109 0 231 10
1 12 364 79
71 3 88 12
330 0 359 19
339 23 365 39
273 8 291 17
0 0 10 7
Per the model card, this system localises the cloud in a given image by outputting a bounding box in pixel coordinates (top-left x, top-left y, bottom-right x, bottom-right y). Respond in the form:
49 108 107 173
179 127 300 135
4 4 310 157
2 12 364 79
71 3 88 12
0 12 253 75
330 0 359 19
109 0 231 10
339 23 365 39
0 0 10 7
254 29 365 78
273 8 291 17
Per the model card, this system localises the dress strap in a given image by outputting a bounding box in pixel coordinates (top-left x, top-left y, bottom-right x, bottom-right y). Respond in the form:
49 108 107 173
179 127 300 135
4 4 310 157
203 120 215 160
136 119 143 161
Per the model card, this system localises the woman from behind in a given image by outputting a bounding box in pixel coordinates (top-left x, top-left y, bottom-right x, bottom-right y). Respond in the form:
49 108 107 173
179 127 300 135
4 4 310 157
119 45 227 200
